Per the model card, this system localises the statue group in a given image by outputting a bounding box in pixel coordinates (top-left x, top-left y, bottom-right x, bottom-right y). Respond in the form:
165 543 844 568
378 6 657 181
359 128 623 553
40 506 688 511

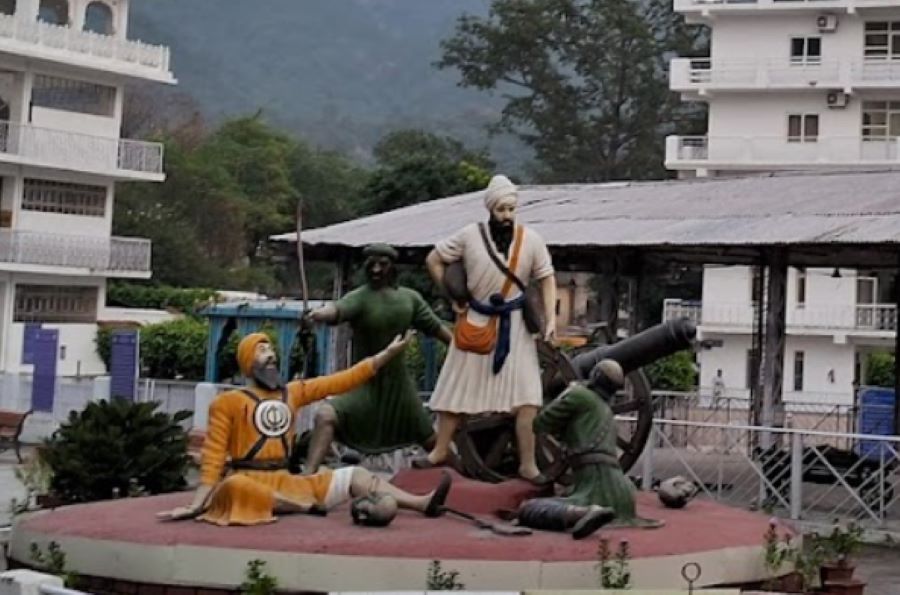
160 175 696 539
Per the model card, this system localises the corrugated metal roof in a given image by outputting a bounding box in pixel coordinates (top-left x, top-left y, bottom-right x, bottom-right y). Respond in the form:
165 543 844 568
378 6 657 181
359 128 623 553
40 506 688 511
272 170 900 249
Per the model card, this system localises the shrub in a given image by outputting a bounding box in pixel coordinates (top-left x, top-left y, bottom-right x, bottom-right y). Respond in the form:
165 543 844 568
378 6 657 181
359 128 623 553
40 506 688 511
644 350 697 392
865 351 895 388
41 399 191 504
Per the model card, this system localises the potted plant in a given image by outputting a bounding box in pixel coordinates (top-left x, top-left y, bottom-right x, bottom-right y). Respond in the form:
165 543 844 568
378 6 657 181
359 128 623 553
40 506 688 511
819 521 864 583
763 520 798 591
791 538 827 595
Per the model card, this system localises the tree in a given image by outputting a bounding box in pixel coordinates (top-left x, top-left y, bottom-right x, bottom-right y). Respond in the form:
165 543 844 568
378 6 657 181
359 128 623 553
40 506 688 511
438 0 706 182
363 129 493 213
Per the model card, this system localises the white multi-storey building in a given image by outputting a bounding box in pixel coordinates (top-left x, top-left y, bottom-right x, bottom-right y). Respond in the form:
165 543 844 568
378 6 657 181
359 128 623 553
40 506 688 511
0 0 172 378
664 0 897 406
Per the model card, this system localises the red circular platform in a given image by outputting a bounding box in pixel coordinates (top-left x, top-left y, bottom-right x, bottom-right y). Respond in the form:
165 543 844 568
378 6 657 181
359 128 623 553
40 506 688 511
11 470 784 591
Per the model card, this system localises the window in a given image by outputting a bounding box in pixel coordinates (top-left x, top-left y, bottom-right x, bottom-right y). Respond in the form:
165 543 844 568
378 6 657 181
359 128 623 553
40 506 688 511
83 1 113 35
22 179 107 217
788 114 819 142
31 74 116 117
796 269 806 307
864 21 900 60
791 37 822 64
14 285 97 323
857 277 876 305
862 101 900 140
793 351 805 392
37 0 68 25
0 0 16 16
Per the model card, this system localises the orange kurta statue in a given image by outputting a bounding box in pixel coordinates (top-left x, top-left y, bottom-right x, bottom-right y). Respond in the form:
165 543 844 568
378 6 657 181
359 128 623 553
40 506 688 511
159 332 451 526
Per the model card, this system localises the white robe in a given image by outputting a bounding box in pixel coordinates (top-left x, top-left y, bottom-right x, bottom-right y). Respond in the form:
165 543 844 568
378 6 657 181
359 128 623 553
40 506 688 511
428 223 554 414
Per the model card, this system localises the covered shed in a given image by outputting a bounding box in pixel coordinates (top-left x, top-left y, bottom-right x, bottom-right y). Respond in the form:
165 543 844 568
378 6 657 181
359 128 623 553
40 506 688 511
273 170 900 432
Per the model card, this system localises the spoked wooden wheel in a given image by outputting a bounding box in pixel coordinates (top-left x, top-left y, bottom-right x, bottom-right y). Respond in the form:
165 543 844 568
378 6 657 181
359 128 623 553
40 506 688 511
611 369 654 473
453 341 578 483
452 340 656 481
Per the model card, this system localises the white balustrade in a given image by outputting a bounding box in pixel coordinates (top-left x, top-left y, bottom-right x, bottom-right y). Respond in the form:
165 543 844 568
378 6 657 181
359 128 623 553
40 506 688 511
0 13 170 75
0 120 163 176
0 230 150 273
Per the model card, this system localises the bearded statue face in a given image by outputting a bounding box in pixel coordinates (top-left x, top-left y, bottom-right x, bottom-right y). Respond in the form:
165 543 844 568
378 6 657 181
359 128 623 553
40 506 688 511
251 340 283 390
365 255 396 289
489 198 517 228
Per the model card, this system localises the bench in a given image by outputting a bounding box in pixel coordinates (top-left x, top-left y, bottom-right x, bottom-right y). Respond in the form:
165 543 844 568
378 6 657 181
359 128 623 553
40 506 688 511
0 409 31 463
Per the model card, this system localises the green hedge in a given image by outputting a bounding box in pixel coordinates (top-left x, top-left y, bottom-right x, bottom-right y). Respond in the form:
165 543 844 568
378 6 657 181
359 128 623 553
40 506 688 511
106 283 218 315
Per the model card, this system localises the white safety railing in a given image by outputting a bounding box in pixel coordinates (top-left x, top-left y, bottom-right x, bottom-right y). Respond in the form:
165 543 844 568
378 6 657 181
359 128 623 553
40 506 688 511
0 230 150 273
672 57 900 90
666 135 900 167
662 298 898 332
636 418 900 530
674 0 897 12
655 391 858 441
0 12 171 75
0 121 164 176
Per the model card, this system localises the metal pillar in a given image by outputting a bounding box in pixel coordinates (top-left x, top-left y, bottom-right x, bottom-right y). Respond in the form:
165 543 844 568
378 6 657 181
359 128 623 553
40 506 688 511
893 253 900 435
760 250 788 439
597 256 620 340
628 273 643 338
750 262 765 427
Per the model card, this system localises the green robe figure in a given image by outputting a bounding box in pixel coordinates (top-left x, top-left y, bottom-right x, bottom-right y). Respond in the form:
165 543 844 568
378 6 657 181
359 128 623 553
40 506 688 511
511 360 659 538
305 244 453 472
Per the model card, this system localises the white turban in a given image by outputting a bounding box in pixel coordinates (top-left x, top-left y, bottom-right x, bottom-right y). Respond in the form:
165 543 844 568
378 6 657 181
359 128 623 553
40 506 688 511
483 174 517 211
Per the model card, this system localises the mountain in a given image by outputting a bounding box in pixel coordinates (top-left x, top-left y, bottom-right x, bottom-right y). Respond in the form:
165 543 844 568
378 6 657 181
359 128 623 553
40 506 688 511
128 0 527 170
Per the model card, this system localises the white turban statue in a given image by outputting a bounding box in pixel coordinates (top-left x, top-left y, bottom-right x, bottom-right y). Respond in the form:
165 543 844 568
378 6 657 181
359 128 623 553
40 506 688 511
484 174 517 211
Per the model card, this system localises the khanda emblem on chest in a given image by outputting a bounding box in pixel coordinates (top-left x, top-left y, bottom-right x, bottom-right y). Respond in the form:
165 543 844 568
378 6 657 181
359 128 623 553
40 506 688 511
252 400 293 438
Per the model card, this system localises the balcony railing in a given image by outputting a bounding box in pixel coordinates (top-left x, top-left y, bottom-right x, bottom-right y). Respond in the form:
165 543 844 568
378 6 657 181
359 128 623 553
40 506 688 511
666 135 900 169
0 121 163 177
0 13 171 78
0 230 151 273
663 299 898 332
671 58 900 91
674 0 900 14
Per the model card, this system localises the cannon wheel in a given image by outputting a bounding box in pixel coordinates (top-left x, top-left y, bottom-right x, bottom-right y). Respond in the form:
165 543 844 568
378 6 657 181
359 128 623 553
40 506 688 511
453 340 656 482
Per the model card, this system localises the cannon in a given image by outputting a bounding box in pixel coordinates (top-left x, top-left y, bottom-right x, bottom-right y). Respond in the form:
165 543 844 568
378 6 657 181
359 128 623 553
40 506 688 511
453 318 697 483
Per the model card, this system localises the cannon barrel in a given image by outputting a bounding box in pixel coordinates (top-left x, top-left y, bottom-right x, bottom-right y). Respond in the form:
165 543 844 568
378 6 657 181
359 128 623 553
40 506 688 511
570 318 697 379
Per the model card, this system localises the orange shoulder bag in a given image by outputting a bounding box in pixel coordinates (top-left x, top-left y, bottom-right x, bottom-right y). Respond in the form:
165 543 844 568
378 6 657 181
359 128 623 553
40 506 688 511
453 225 524 354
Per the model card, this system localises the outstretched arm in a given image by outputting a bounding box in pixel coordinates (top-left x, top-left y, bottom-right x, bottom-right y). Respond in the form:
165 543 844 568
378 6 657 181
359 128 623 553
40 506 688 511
293 332 415 406
157 397 231 521
308 304 339 325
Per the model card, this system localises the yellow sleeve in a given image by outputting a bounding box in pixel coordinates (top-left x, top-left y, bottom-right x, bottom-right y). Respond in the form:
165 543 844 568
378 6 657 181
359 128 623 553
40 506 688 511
200 395 233 486
290 358 376 407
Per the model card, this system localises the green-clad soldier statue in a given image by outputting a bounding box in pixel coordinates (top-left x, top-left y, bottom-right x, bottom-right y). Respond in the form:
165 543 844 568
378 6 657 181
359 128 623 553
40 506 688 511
304 244 453 472
507 359 659 538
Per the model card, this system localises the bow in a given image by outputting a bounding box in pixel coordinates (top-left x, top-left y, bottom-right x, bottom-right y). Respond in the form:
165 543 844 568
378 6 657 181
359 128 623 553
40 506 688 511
296 200 315 376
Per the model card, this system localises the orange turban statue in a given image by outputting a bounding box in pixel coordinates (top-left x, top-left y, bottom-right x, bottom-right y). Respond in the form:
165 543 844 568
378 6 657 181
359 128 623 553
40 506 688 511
237 333 270 377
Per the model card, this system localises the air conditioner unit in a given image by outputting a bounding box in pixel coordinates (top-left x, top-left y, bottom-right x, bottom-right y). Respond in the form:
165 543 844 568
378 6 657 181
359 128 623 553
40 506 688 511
827 91 849 108
817 14 838 32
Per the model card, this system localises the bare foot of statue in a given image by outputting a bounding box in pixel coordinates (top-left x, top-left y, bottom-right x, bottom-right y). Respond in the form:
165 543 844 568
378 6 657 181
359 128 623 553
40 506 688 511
518 466 553 487
412 451 453 470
